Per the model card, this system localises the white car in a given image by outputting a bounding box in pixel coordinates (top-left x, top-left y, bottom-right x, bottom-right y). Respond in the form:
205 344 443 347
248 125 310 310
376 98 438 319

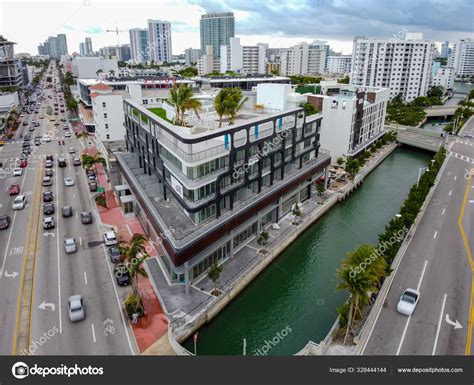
68 147 75 154
64 131 71 138
64 177 75 187
103 231 118 246
12 168 22 177
64 238 77 253
68 295 85 322
43 135 51 142
397 288 420 316
12 195 27 210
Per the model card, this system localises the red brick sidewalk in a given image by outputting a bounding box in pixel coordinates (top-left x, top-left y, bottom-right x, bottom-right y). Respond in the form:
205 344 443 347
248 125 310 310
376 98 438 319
84 146 168 353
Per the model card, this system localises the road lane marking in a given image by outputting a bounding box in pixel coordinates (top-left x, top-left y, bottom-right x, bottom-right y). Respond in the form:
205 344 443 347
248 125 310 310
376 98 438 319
449 190 452 196
396 260 428 355
91 323 96 343
454 176 457 181
433 231 438 239
442 208 446 215
432 293 447 355
55 163 62 334
79 237 83 247
84 271 88 285
466 279 474 355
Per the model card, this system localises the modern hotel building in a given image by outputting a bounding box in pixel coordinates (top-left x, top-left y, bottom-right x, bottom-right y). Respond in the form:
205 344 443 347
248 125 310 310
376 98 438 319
115 84 330 286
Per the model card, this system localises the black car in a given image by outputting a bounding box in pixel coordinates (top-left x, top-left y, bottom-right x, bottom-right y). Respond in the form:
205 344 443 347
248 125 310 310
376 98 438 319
113 264 130 286
62 206 72 217
43 191 54 202
44 169 53 177
43 203 55 215
108 246 123 263
0 215 11 230
81 211 93 224
45 154 54 161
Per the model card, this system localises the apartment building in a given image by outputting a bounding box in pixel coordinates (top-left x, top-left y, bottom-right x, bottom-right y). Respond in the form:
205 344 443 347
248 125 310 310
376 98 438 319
449 38 474 78
350 33 436 102
115 84 330 285
326 55 352 75
431 62 455 90
71 57 118 78
197 45 220 75
200 12 235 58
280 41 327 76
0 36 23 87
184 48 201 66
220 37 267 75
130 28 149 63
148 20 172 64
307 81 389 162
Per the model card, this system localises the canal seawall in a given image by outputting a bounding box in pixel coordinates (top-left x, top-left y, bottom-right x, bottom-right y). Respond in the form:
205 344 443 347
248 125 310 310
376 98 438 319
170 143 400 351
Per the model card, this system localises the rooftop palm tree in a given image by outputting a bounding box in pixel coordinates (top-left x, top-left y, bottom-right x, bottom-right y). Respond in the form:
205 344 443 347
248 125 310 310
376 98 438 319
224 88 248 125
165 85 202 126
214 88 231 128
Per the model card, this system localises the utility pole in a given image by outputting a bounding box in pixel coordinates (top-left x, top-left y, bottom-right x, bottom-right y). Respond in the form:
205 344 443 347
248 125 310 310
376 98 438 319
106 26 128 61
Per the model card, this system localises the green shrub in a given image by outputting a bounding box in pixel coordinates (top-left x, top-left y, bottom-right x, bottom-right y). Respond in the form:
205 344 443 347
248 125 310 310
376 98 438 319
124 293 144 319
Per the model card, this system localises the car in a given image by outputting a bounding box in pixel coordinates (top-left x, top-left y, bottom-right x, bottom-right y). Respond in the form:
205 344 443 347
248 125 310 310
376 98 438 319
113 264 131 286
45 159 53 169
86 169 96 177
39 114 44 119
34 138 41 146
108 246 123 263
54 121 59 126
68 147 75 154
22 121 28 126
45 154 54 161
43 135 51 142
8 183 20 195
13 168 22 177
42 176 52 186
63 124 68 130
89 181 98 192
28 126 35 132
73 157 81 166
62 206 73 217
60 117 66 122
397 288 420 316
42 216 55 229
0 215 11 230
12 195 27 210
64 131 71 138
103 231 118 246
19 159 27 168
67 295 85 322
58 158 66 167
43 203 55 215
44 169 53 177
64 177 74 187
87 175 96 183
81 211 93 224
43 191 54 202
64 238 77 254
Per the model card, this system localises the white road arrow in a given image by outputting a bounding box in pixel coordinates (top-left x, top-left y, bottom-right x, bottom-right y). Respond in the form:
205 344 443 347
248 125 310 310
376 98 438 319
38 301 56 311
3 271 18 279
43 232 55 237
103 318 114 326
445 314 462 329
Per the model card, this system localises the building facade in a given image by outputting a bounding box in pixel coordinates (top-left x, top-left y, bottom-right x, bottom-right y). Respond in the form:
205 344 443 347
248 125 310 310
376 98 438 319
279 41 327 76
116 91 330 285
0 36 23 87
326 55 352 75
350 33 436 102
130 28 149 63
431 62 455 90
197 45 220 75
85 37 93 56
200 12 235 58
147 20 172 64
450 38 474 78
220 38 267 75
307 81 389 162
57 34 68 56
184 48 201 66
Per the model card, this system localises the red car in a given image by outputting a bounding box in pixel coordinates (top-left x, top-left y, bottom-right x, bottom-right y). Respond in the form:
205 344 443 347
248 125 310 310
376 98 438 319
19 159 27 168
8 183 20 195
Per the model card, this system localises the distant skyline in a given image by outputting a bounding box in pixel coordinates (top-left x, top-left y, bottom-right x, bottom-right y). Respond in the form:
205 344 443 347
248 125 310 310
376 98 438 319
1 0 472 56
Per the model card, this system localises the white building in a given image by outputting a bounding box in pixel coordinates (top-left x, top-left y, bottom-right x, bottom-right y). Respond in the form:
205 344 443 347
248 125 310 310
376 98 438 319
0 91 19 134
326 55 352 75
129 28 149 63
307 81 389 162
184 48 201 66
350 33 436 102
279 41 327 76
197 45 220 75
71 57 118 78
220 38 267 75
449 38 474 78
431 63 455 90
148 20 172 64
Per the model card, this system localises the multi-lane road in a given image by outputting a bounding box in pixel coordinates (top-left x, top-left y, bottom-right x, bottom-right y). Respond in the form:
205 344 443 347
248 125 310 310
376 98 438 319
0 63 136 355
362 116 474 355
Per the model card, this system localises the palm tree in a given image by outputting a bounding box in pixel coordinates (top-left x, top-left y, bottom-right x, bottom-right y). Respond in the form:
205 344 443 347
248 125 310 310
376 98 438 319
165 85 202 126
208 262 222 296
96 69 103 77
119 233 149 296
224 88 248 125
214 88 231 128
81 152 106 172
109 69 115 77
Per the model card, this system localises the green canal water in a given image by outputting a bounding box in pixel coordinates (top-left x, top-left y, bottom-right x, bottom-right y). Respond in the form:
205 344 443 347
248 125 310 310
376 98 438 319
183 147 432 355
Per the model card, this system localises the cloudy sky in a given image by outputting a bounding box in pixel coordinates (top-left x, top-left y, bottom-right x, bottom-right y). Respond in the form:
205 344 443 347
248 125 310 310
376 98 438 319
1 0 472 56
